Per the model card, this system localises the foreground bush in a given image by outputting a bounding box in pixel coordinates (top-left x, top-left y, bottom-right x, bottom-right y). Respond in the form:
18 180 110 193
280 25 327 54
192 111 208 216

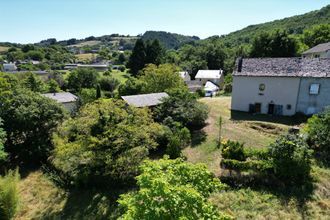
118 157 231 220
52 99 163 186
305 108 330 165
0 170 20 220
0 119 7 166
269 134 312 184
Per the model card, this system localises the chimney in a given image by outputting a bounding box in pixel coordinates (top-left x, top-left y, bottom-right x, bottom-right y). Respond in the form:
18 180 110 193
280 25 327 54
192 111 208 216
237 57 243 72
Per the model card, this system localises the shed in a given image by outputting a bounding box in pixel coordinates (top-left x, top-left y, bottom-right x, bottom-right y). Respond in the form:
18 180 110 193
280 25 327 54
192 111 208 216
42 92 78 112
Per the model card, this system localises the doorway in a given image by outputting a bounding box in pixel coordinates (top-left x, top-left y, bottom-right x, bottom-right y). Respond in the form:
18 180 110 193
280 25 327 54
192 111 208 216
268 103 275 114
255 103 261 113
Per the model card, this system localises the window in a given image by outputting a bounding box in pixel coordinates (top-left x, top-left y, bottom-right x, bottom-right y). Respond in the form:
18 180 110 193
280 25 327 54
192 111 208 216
309 84 320 95
287 104 292 110
259 84 265 91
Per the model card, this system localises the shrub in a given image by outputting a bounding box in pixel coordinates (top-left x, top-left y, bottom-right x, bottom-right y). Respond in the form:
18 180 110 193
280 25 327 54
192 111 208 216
52 99 163 186
221 140 246 161
0 170 20 220
268 134 312 184
305 108 330 165
118 157 230 220
98 76 119 92
155 89 209 129
67 68 99 92
0 119 7 166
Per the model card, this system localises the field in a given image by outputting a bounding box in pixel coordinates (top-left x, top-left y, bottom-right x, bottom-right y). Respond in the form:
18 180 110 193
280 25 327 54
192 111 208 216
75 53 96 62
68 40 101 48
14 96 330 219
0 46 9 53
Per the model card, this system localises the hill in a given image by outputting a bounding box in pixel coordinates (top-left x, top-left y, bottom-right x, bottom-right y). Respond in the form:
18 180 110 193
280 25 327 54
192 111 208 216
209 4 330 47
142 31 200 49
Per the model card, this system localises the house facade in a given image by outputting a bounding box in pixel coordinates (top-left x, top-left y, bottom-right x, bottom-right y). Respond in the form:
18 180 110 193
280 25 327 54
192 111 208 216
231 58 330 116
2 63 17 72
302 42 330 58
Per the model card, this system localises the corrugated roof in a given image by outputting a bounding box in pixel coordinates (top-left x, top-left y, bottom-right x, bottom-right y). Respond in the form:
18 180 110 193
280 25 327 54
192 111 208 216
303 42 330 54
233 58 330 78
121 92 169 107
204 81 219 91
195 70 222 79
42 92 78 103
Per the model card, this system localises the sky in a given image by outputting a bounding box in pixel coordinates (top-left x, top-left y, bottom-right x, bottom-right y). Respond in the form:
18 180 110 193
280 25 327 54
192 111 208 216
1 0 329 43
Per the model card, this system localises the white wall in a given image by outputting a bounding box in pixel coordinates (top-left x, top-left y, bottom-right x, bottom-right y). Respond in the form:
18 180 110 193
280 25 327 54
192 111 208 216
231 76 301 116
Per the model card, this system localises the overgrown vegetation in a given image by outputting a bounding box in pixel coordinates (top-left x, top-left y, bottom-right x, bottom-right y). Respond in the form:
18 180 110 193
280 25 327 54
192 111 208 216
0 170 20 220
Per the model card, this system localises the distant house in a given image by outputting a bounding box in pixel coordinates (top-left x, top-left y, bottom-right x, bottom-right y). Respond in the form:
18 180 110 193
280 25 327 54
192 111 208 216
121 92 169 108
42 92 78 112
185 81 203 93
204 81 219 97
231 58 330 116
64 63 109 71
195 70 224 88
178 71 191 82
302 42 330 58
2 63 17 72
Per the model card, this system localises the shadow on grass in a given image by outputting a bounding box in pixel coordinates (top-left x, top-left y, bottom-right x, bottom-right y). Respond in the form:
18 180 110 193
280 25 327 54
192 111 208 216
39 186 132 220
220 173 315 218
230 110 308 126
191 129 207 147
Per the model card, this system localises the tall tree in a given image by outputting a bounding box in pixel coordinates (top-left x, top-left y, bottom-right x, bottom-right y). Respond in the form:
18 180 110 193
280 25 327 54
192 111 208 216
127 39 146 76
145 39 164 65
67 68 99 92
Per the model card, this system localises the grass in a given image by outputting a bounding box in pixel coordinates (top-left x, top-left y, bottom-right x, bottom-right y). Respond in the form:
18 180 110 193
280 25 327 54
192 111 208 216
183 96 291 174
0 46 9 53
75 53 96 62
68 40 101 48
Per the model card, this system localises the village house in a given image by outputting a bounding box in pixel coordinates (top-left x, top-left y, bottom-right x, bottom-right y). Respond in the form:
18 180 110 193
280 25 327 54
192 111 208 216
178 71 191 82
302 42 330 58
121 92 169 108
231 57 330 116
42 92 78 112
195 70 224 88
2 63 17 72
64 63 109 71
204 81 219 97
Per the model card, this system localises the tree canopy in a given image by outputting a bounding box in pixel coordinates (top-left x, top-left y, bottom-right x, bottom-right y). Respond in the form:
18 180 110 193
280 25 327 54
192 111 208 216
52 99 163 186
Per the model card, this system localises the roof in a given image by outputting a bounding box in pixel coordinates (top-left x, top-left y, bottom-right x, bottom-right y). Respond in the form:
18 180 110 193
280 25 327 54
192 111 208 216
233 58 330 78
195 70 222 79
6 71 48 75
42 92 78 103
179 71 188 78
121 92 169 107
204 81 219 91
303 42 330 54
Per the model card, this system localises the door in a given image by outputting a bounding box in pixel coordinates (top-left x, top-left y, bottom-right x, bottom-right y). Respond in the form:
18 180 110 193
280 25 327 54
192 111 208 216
255 103 261 113
268 104 275 115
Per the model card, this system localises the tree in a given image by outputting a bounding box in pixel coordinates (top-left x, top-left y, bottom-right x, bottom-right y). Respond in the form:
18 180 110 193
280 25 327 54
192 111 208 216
96 84 101 99
250 30 297 58
0 89 66 162
99 76 119 93
52 99 163 186
67 68 99 92
47 79 60 93
24 72 46 92
118 77 144 96
0 118 7 166
303 24 330 48
145 39 164 65
305 108 330 165
118 158 229 220
127 39 146 76
139 64 186 93
155 89 209 129
268 134 312 184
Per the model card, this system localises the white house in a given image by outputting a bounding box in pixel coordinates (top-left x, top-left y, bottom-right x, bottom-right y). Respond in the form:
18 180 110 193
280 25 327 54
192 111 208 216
302 42 330 58
204 81 219 97
195 70 224 88
2 63 17 72
178 71 191 82
42 92 78 112
231 58 330 116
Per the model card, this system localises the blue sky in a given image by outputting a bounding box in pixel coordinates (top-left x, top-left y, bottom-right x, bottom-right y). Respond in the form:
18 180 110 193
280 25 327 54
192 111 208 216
1 0 329 43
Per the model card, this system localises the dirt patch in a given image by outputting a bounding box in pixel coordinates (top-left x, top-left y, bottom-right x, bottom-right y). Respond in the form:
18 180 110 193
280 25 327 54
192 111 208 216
247 122 284 135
